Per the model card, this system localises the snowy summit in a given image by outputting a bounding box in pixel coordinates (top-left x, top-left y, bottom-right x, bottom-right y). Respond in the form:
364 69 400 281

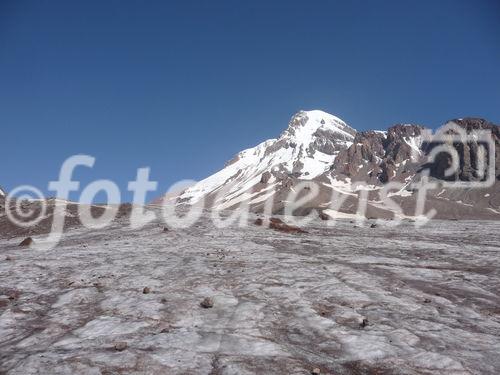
178 110 356 207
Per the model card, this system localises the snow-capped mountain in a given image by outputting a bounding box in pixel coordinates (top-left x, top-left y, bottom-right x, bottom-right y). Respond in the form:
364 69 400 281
178 110 355 208
172 110 500 219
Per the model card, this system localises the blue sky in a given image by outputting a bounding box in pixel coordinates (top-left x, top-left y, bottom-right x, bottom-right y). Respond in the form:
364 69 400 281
1 0 499 202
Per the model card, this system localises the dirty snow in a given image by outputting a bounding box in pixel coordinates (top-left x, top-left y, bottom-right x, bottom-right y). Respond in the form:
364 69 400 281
1 211 500 374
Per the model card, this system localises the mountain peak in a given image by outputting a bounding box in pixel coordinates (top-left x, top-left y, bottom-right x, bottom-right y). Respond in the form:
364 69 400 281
283 110 356 141
177 110 358 205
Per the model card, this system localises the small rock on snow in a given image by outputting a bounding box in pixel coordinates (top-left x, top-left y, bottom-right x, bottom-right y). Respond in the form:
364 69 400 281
19 237 33 247
359 317 369 328
200 297 214 308
113 342 128 351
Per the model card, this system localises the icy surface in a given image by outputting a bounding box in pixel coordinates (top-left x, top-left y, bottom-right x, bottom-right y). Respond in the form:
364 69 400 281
1 212 500 374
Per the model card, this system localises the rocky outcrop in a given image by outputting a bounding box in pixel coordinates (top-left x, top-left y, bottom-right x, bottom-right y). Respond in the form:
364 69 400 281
385 125 424 163
260 171 272 184
332 131 386 178
254 217 307 234
423 118 500 182
332 124 425 184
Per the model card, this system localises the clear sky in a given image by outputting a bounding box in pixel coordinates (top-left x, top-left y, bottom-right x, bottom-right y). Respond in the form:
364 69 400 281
1 0 499 202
